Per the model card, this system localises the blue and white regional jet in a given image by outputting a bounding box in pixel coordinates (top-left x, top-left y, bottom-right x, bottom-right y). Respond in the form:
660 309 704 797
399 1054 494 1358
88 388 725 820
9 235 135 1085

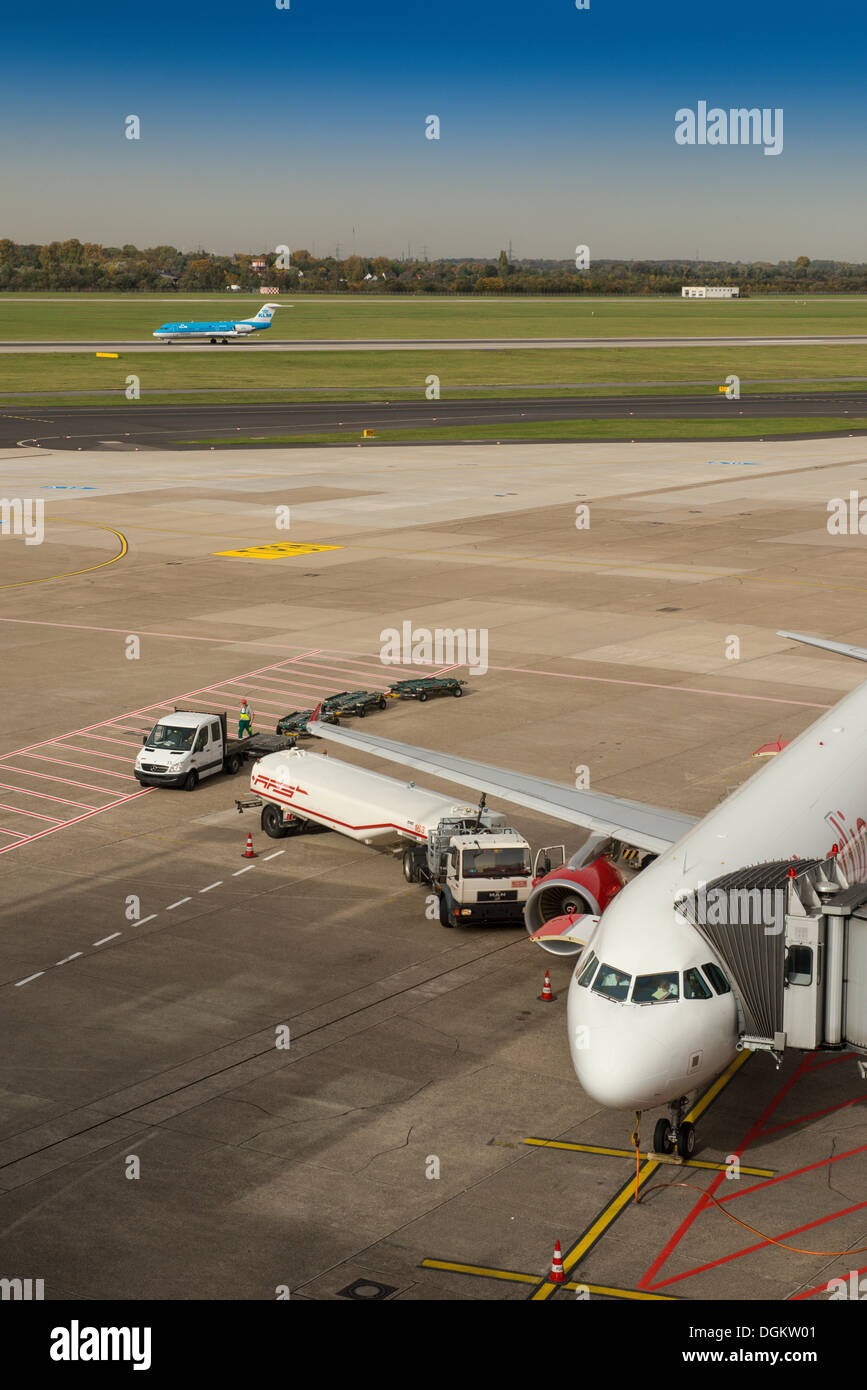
153 303 286 344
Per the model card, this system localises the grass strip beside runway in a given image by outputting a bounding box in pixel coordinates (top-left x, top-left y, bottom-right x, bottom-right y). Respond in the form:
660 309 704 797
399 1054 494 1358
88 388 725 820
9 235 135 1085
175 416 867 447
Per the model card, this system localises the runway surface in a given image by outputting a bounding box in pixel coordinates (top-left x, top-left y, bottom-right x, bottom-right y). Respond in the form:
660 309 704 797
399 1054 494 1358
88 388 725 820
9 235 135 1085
5 391 867 450
5 333 867 353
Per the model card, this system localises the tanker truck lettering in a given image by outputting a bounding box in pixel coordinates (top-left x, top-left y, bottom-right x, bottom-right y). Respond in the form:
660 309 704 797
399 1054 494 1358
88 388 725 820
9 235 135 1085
246 748 532 928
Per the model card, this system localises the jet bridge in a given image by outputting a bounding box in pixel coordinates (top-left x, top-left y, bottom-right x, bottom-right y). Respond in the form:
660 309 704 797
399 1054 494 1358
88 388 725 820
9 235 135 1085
676 855 867 1065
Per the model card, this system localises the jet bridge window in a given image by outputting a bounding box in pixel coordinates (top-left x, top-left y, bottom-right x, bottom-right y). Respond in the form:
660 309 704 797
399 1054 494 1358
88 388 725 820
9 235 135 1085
702 963 731 995
683 967 712 1000
576 952 599 988
592 963 632 1002
785 945 813 986
632 972 680 1004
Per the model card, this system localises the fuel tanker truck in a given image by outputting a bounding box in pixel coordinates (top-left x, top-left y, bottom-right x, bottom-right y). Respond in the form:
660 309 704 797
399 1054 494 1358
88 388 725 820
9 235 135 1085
241 746 532 928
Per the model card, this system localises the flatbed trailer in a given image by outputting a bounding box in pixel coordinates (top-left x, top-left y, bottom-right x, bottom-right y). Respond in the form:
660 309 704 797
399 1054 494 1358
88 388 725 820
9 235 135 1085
275 708 340 738
387 676 466 702
323 689 389 718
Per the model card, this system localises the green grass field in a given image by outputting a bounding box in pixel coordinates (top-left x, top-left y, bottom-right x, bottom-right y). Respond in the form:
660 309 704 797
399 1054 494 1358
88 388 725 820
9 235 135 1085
1 345 866 410
177 417 867 448
0 293 866 342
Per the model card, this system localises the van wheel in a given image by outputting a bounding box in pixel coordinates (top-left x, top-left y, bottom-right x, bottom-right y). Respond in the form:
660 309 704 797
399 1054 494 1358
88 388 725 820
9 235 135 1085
439 894 454 928
261 804 288 838
183 771 198 791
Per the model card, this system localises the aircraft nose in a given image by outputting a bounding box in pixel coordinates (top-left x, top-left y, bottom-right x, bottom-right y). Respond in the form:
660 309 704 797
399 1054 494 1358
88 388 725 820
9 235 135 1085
567 983 675 1109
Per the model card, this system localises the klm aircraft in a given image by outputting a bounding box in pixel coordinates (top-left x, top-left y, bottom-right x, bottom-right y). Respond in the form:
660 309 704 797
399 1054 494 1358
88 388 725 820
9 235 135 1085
153 303 285 344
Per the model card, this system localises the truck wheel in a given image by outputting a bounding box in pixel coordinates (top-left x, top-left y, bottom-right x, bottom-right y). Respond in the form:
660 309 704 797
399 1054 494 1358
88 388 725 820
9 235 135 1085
452 686 463 697
438 894 454 928
419 691 428 703
378 697 387 710
357 706 365 717
403 850 417 883
261 804 288 838
183 771 198 791
225 754 242 775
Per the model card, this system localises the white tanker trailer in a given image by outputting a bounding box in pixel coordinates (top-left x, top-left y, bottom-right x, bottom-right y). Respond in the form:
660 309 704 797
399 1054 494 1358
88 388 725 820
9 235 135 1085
243 747 532 928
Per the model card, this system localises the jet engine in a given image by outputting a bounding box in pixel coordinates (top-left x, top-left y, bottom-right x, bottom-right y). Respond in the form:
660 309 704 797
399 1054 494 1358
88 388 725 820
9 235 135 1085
524 854 625 939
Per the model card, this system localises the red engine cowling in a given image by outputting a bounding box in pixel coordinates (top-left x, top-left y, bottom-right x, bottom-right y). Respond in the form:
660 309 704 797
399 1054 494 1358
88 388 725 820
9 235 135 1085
524 855 624 939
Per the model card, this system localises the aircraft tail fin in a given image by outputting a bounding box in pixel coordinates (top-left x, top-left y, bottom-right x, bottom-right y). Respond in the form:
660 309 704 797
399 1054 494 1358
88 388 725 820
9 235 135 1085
239 303 286 325
777 630 867 663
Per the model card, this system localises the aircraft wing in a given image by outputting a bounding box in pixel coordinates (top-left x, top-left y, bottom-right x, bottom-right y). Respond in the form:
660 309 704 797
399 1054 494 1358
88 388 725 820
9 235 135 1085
307 722 696 855
777 630 867 663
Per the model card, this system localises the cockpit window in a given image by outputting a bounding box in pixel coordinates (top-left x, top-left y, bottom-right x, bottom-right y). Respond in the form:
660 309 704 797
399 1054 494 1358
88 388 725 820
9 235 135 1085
683 967 712 1000
632 972 679 1004
576 951 599 988
703 963 731 995
592 963 632 1002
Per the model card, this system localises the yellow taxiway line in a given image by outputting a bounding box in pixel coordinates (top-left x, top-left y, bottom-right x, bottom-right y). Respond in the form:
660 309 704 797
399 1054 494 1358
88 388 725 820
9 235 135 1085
420 1260 676 1300
523 1137 773 1178
0 520 128 590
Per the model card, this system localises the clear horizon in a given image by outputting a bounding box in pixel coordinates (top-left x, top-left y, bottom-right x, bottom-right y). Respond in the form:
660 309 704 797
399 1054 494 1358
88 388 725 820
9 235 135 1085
3 0 864 261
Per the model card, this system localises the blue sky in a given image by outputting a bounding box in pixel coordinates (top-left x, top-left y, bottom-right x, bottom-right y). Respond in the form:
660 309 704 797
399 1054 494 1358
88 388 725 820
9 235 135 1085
2 0 865 259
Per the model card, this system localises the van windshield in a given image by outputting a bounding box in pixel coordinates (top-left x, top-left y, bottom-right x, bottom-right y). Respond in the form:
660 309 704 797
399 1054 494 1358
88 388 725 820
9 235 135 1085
148 723 196 751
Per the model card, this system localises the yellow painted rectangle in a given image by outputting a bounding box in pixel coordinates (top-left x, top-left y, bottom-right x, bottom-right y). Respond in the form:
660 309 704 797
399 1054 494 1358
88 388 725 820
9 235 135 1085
96 351 119 358
213 543 343 558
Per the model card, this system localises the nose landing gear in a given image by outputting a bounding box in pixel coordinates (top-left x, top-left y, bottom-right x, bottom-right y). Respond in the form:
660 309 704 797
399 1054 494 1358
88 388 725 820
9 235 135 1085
652 1096 696 1159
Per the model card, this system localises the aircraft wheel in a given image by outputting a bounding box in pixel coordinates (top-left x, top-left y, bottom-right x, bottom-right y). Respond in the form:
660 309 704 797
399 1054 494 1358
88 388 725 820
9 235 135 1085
222 338 229 344
676 1122 696 1159
209 338 216 344
653 1118 673 1154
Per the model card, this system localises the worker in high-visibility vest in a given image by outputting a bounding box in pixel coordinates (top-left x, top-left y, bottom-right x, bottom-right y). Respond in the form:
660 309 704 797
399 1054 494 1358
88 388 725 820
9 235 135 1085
238 699 254 738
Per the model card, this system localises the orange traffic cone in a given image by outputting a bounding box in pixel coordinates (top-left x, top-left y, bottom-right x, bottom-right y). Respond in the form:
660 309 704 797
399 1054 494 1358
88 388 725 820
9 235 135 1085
549 1240 565 1283
242 832 257 859
539 970 555 1003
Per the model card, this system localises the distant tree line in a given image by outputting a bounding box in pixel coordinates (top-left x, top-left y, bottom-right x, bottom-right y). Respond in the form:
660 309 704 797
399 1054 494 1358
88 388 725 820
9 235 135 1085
0 240 861 295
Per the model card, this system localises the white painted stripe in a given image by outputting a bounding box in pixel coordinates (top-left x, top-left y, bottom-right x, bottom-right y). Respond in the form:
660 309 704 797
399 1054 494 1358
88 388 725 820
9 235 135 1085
233 865 255 876
56 953 83 965
199 881 222 892
93 932 122 946
135 914 157 926
262 850 285 860
15 972 44 986
166 897 191 910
